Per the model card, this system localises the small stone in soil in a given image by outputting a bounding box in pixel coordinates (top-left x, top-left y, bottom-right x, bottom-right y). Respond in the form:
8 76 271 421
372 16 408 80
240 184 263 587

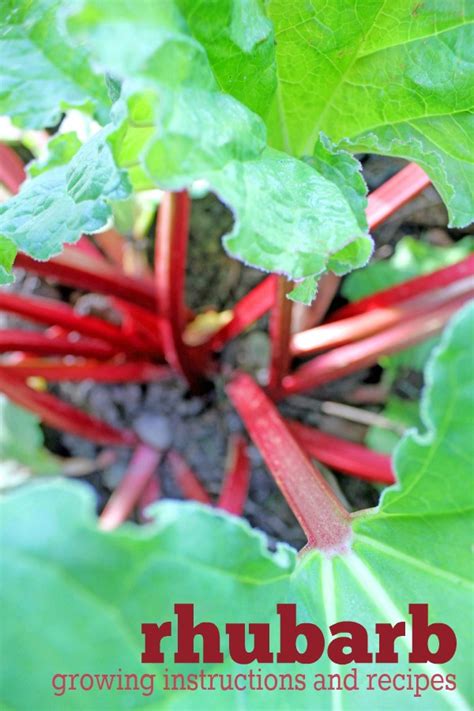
133 414 172 450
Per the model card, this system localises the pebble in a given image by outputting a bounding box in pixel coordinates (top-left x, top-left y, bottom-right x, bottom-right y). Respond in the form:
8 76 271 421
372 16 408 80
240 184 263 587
133 413 172 450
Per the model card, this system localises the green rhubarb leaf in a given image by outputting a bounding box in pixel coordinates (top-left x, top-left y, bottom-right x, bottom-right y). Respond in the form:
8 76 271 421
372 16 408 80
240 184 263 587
341 115 474 229
288 276 318 305
0 486 297 710
343 236 474 372
210 148 371 281
0 129 130 262
27 132 82 178
0 236 15 285
64 1 372 288
265 1 474 227
0 0 110 128
1 304 473 709
110 90 371 280
0 395 60 476
309 134 368 233
175 0 276 119
0 0 372 291
66 0 276 121
1 1 472 292
110 82 267 191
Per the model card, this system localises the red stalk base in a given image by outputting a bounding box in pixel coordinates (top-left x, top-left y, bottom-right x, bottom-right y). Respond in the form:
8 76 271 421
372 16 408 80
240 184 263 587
0 360 170 383
138 475 161 523
217 435 250 515
287 420 394 484
155 192 208 390
0 330 121 360
15 250 157 312
227 373 351 552
268 277 293 398
209 275 276 351
99 445 161 530
0 291 157 355
167 451 211 505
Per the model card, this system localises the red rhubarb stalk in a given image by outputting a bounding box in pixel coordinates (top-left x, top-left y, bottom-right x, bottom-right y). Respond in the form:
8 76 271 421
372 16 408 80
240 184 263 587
268 277 293 398
167 451 211 505
155 192 208 389
0 291 157 355
15 249 157 312
286 419 394 484
0 360 170 383
73 235 107 260
0 144 26 193
217 435 250 515
71 236 159 347
209 275 276 351
138 475 161 523
290 277 473 357
116 303 164 352
0 371 137 445
366 162 430 230
91 229 126 268
227 373 351 552
0 330 121 359
282 293 472 396
99 445 161 530
330 255 474 322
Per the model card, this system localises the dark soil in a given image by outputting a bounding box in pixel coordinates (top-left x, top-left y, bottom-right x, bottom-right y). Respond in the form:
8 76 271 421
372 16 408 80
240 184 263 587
6 155 472 550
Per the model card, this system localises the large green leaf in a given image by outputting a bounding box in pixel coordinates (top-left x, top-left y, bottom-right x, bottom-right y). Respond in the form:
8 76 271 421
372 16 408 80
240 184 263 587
175 0 276 119
0 129 130 265
66 0 371 288
68 0 277 120
1 304 472 709
0 0 110 128
27 132 83 178
1 1 472 288
265 0 474 227
0 0 371 292
210 148 371 286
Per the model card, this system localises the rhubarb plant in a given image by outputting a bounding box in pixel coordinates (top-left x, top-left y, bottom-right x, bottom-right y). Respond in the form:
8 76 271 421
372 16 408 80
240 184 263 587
1 303 473 710
1 4 474 708
1 0 473 297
